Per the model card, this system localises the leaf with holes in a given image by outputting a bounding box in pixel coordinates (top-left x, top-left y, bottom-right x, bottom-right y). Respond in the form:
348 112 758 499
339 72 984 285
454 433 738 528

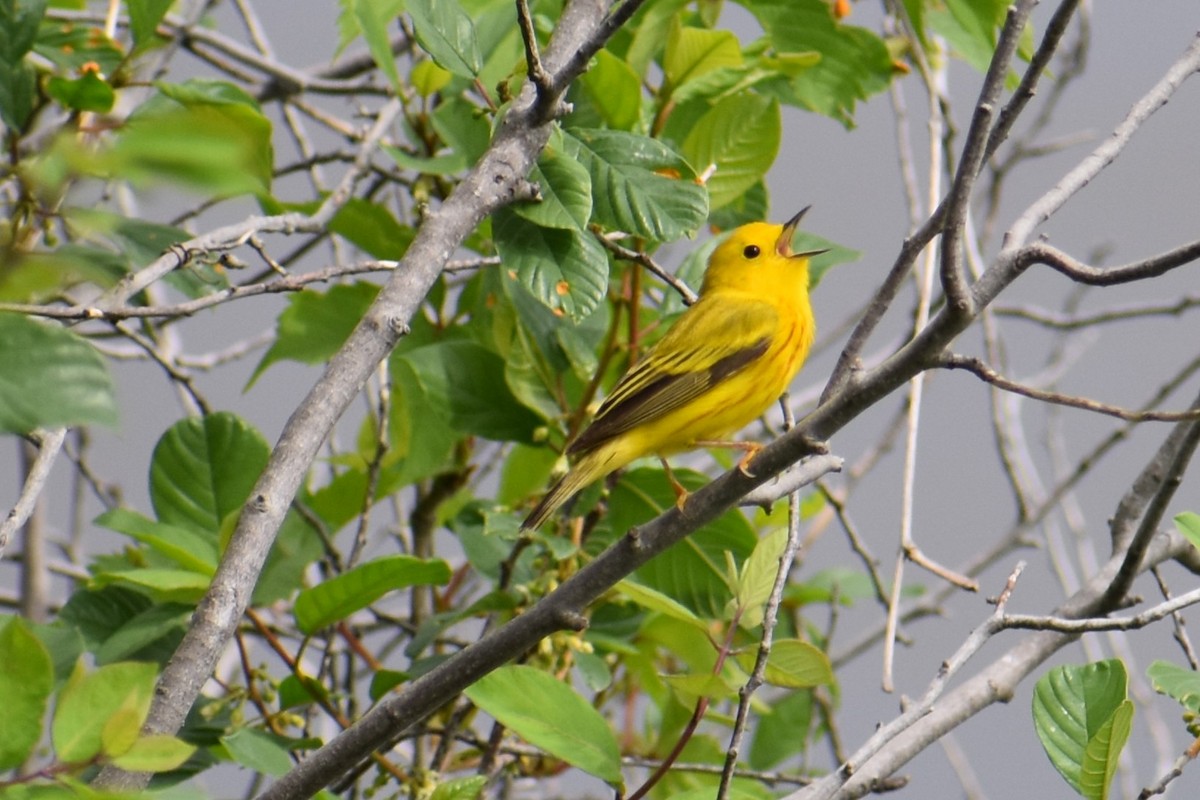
563 128 707 243
493 207 609 321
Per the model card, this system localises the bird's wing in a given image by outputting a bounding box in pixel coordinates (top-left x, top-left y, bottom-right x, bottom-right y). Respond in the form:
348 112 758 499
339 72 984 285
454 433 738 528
567 297 778 456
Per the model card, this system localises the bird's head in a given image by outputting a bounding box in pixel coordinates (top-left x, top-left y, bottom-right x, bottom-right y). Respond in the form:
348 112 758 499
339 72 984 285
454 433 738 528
700 207 828 296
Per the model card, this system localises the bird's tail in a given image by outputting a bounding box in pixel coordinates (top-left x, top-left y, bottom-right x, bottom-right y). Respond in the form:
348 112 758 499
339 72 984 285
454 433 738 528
521 450 611 531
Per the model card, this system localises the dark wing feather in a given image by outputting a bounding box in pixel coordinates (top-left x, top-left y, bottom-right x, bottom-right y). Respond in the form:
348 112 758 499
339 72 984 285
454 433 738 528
567 299 777 456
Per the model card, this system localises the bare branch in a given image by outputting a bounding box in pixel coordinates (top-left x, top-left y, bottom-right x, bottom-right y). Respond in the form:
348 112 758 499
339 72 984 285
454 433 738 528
994 294 1200 329
999 584 1200 633
938 353 1200 423
800 532 1193 800
798 563 1026 800
1101 392 1200 610
0 429 66 561
596 231 700 305
738 453 843 509
1016 238 1200 286
719 402 807 799
516 0 553 101
1002 32 1200 252
939 0 1037 316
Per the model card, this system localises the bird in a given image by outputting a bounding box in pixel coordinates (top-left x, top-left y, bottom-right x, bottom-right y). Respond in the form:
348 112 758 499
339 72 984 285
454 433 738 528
521 208 824 531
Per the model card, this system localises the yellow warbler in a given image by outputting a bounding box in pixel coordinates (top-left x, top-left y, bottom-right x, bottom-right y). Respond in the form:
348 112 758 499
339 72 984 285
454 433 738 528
521 209 823 531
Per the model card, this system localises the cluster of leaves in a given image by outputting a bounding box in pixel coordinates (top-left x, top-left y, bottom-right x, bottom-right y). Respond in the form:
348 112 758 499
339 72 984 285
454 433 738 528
0 0 1111 797
0 618 194 792
1030 514 1200 800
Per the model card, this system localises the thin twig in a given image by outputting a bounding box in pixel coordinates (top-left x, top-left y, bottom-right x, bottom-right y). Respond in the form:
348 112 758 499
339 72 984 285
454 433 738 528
938 353 1200 423
999 583 1200 633
718 399 807 799
595 231 699 305
809 563 1026 800
1151 567 1200 670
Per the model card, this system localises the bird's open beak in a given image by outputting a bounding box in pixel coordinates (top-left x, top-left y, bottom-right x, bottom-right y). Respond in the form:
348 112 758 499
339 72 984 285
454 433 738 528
776 205 830 260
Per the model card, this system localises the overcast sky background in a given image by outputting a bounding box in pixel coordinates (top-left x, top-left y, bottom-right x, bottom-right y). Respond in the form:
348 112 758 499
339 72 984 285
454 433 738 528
3 1 1200 797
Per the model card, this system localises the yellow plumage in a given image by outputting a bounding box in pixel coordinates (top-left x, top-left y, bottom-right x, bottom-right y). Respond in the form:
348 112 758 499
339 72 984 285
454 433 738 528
521 209 823 531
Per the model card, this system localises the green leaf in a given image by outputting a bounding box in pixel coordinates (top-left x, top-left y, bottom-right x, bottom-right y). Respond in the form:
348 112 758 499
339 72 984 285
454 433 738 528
220 728 292 776
351 0 404 89
759 639 834 688
408 0 481 78
1033 659 1131 799
411 58 452 97
254 511 324 606
101 696 144 757
682 92 780 211
385 144 467 176
83 80 273 197
498 444 559 507
26 620 84 687
563 128 708 242
745 0 894 127
430 95 491 165
279 673 329 709
617 579 706 630
0 59 35 132
250 282 380 387
34 14 123 76
663 23 743 91
749 689 812 769
515 146 593 231
149 412 269 537
0 0 45 131
397 339 543 442
662 672 738 703
94 568 212 604
110 734 196 772
0 246 124 304
0 313 117 433
293 554 451 634
52 661 158 763
465 665 622 784
327 198 415 260
64 208 190 267
0 0 44 64
0 618 54 770
930 0 1010 77
430 775 487 800
733 527 788 629
96 508 219 575
611 467 757 619
59 586 153 654
385 361 459 485
1080 700 1132 800
492 208 609 321
1174 512 1200 553
574 651 613 693
577 50 641 131
46 70 114 112
126 0 173 49
94 603 192 666
369 669 408 702
1147 660 1200 715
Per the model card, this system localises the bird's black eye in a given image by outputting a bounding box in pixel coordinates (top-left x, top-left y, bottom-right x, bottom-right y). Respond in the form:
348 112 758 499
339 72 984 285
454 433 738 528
743 244 761 259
